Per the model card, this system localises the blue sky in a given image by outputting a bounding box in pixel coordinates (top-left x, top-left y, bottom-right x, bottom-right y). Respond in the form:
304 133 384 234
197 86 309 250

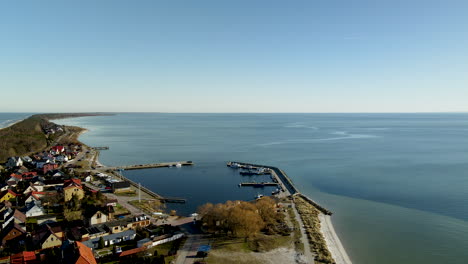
1 0 467 112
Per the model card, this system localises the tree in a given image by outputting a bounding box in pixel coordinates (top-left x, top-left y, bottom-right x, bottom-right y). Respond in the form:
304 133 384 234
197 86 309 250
98 237 105 249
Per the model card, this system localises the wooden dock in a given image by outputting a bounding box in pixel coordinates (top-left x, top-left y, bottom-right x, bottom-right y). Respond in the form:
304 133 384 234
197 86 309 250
108 161 194 171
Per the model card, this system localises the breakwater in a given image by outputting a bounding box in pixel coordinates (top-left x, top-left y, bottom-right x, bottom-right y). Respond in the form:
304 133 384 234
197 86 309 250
229 161 332 215
106 161 193 171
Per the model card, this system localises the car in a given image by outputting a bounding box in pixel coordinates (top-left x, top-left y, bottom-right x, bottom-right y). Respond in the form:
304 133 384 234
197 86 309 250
105 186 111 190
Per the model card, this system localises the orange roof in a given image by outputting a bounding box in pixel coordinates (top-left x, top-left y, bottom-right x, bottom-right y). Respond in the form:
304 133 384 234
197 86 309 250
119 247 146 257
75 241 97 264
10 251 37 264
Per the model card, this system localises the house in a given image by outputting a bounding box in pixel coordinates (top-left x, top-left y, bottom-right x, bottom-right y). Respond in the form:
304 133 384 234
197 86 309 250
0 222 26 245
9 251 39 264
32 224 63 249
21 156 33 163
55 155 69 163
24 203 46 217
84 175 92 182
119 246 146 259
0 190 18 202
2 209 26 229
85 225 109 240
87 210 109 226
43 163 59 174
23 183 45 195
62 241 97 264
6 157 23 168
24 192 42 205
82 229 136 249
51 146 65 154
111 181 131 193
63 179 84 201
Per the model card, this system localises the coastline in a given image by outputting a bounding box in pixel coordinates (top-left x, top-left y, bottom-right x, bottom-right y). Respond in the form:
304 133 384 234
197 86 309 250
72 124 352 264
0 118 25 130
319 214 353 264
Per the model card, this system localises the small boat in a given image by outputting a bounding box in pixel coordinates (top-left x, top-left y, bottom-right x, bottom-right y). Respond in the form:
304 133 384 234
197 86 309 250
229 162 240 168
175 163 182 168
271 188 280 195
255 194 264 200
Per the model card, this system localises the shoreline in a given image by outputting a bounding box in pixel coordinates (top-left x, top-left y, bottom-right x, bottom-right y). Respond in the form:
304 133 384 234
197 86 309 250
319 214 352 264
0 118 25 130
70 121 352 264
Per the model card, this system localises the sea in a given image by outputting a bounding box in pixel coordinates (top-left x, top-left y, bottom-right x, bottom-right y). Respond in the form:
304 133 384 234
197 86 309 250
2 113 468 264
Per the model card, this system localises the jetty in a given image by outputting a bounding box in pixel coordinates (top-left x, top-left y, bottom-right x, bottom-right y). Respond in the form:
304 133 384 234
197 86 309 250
239 182 279 187
92 146 109 150
106 161 194 171
229 161 332 215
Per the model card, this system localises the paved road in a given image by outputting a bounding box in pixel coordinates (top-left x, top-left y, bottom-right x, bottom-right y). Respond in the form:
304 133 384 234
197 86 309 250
174 223 211 264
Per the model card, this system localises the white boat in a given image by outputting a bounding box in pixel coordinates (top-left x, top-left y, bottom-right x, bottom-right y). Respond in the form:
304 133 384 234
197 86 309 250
175 163 182 168
255 194 264 200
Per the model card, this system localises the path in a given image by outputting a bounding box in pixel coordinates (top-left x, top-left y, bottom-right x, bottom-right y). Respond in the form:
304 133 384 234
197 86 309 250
291 202 315 264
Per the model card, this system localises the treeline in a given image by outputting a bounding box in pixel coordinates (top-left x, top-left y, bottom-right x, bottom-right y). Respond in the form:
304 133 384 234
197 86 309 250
198 197 287 238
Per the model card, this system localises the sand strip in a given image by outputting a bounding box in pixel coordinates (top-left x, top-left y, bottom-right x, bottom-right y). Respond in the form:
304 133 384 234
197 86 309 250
319 214 352 264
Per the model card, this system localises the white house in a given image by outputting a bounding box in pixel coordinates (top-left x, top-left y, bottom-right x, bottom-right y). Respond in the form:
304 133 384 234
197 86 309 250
25 203 46 217
6 157 23 168
55 155 68 163
23 184 45 195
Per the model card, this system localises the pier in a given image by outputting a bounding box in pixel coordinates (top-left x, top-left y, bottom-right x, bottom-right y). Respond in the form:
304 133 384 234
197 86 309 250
162 197 187 203
239 182 279 187
105 161 194 171
229 161 332 215
92 146 109 150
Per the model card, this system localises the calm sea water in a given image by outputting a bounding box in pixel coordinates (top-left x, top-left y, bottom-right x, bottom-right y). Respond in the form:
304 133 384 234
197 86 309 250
44 113 468 263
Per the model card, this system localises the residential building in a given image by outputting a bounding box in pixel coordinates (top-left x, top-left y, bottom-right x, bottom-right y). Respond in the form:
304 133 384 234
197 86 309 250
63 179 84 201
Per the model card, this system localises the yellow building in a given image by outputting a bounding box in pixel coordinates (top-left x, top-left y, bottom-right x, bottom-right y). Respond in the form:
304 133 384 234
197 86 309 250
63 179 84 201
0 190 17 202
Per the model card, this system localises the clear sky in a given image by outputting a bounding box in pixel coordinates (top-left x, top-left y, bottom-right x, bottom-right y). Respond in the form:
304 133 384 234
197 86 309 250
1 0 467 113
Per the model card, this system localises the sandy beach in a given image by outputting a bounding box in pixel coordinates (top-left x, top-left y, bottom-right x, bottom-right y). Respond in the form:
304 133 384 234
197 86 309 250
319 214 353 264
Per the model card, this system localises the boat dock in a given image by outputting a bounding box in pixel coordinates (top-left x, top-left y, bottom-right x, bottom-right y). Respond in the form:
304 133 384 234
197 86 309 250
92 146 109 150
106 161 194 171
229 161 332 215
239 182 279 187
162 197 187 203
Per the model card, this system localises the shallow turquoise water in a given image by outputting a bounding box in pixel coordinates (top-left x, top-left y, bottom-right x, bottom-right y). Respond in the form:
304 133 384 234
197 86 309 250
52 113 468 264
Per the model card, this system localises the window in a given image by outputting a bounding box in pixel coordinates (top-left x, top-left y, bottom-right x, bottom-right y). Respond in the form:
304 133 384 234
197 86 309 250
97 213 101 219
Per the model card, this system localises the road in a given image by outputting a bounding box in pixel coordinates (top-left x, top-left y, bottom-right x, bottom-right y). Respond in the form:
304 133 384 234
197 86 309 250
174 223 211 264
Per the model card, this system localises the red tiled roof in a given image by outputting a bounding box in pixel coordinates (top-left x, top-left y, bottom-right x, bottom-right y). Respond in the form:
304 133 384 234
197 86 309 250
75 241 97 264
119 247 146 257
10 251 37 264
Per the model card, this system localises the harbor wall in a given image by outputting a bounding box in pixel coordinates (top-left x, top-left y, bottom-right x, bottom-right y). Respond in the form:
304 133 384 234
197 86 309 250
232 161 332 215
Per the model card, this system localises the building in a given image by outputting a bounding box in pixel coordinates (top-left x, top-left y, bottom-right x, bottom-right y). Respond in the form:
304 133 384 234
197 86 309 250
86 210 109 226
0 190 18 202
62 241 97 264
32 224 63 249
9 251 39 264
5 157 23 168
24 203 46 217
0 222 26 245
82 229 136 249
63 179 84 201
43 163 59 174
111 181 131 193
